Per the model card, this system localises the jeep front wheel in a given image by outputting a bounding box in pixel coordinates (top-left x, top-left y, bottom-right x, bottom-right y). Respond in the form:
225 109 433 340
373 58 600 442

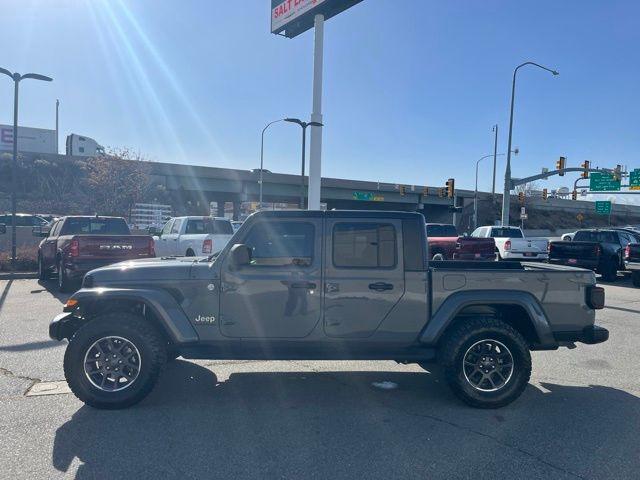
439 317 531 408
64 313 167 409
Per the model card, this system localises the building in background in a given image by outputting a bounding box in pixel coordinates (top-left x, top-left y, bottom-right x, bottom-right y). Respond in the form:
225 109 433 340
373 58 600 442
129 203 172 230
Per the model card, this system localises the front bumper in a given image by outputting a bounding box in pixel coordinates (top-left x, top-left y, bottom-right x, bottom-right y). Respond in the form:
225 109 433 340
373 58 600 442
554 325 609 345
49 312 74 341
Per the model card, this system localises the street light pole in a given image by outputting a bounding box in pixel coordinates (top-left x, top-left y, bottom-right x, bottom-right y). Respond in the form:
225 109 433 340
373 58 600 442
259 119 288 209
284 118 323 210
491 124 498 200
475 151 515 229
501 62 558 226
0 68 52 270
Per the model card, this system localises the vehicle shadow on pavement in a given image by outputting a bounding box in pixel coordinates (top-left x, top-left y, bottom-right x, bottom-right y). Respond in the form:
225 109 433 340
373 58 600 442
0 280 12 314
32 280 71 303
51 360 640 480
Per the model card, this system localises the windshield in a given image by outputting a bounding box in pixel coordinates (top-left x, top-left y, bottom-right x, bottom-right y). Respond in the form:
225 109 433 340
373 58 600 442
60 218 130 235
491 227 523 238
426 224 458 237
574 231 617 243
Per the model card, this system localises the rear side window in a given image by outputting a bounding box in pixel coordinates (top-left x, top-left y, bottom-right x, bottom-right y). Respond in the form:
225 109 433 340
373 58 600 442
60 218 130 235
574 231 616 243
333 223 396 268
243 221 315 267
490 227 523 238
214 220 233 235
185 219 235 235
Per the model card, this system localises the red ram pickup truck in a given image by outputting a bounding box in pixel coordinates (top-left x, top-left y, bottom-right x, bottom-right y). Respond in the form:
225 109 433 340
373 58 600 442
35 216 155 292
426 223 496 261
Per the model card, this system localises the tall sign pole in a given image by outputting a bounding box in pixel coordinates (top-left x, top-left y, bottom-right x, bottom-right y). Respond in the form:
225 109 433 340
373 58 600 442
308 14 324 210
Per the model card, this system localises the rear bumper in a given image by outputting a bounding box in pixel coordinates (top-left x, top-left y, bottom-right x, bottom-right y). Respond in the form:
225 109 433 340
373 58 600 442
63 257 151 278
502 252 548 261
453 252 496 261
624 261 640 271
554 325 609 345
549 258 600 271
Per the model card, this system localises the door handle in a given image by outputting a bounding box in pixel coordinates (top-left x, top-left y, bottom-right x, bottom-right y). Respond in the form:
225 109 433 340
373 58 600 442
369 282 393 292
290 282 316 289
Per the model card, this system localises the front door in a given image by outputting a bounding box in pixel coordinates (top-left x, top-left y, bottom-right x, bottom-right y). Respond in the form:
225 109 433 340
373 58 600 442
220 218 322 338
323 219 405 338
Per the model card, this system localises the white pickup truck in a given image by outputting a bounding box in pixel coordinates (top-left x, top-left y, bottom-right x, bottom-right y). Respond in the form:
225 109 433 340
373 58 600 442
153 216 234 257
471 225 548 261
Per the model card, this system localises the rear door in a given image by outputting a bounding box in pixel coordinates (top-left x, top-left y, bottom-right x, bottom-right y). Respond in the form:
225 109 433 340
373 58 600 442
220 217 322 338
323 219 405 338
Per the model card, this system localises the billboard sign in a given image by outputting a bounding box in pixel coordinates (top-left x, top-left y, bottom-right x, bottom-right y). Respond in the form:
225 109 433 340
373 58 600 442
271 0 364 38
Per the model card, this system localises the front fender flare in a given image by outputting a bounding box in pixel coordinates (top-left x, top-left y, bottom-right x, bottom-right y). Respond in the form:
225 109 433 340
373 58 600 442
71 287 199 344
420 290 557 348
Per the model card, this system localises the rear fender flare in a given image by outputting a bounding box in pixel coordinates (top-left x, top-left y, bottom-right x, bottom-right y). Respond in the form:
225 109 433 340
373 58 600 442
71 288 199 344
420 290 556 348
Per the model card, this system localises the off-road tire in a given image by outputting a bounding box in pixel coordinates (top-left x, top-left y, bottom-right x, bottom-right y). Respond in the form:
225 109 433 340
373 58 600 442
600 258 618 282
632 271 640 288
38 254 49 280
438 317 531 409
64 313 167 409
58 258 71 293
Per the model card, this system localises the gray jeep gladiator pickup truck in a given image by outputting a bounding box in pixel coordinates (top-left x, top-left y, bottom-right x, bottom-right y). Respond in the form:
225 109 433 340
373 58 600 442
49 211 608 409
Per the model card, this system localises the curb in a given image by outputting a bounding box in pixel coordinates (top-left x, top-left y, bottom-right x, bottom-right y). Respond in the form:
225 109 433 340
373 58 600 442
0 272 39 280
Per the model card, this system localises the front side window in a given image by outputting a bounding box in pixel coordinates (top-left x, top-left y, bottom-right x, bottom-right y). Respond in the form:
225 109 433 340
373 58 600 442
333 223 396 268
243 221 315 267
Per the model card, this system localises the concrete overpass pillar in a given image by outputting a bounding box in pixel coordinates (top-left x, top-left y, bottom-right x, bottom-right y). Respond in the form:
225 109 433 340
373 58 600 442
216 201 225 218
232 202 241 221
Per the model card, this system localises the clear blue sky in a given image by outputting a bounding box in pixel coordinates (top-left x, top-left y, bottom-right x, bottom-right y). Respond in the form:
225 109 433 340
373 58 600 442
1 0 638 195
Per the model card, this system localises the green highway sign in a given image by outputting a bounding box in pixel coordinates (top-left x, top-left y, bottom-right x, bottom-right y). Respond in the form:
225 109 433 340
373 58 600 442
630 169 640 190
352 191 384 202
595 201 612 215
590 171 620 192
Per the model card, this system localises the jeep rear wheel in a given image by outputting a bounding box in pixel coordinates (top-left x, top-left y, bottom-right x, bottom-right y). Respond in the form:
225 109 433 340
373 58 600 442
439 317 531 408
64 313 167 409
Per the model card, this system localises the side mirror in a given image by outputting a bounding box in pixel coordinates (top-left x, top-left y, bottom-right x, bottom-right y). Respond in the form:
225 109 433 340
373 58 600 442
0 223 5 235
32 225 50 237
229 244 252 270
148 226 159 236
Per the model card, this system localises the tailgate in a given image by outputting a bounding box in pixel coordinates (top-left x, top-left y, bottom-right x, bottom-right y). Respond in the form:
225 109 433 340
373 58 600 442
509 239 545 253
75 235 153 259
549 241 599 261
457 237 495 255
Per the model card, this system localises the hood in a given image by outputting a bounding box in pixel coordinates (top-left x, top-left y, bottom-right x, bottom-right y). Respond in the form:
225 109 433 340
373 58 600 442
85 257 196 284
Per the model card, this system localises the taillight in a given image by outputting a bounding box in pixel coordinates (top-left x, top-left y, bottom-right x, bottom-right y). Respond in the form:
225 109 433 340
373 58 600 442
504 240 511 251
625 244 630 259
587 286 605 310
69 239 79 257
594 245 601 256
202 239 212 254
148 238 156 257
548 243 552 253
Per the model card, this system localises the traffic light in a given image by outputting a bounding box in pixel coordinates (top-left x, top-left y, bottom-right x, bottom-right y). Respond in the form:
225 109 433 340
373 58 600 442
518 191 525 205
399 185 406 196
445 178 455 198
542 188 548 201
422 186 429 195
571 190 577 200
581 160 590 179
556 156 566 176
438 187 446 198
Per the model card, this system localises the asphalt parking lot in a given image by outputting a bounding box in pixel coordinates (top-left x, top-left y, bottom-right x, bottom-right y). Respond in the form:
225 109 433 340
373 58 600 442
0 277 639 479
